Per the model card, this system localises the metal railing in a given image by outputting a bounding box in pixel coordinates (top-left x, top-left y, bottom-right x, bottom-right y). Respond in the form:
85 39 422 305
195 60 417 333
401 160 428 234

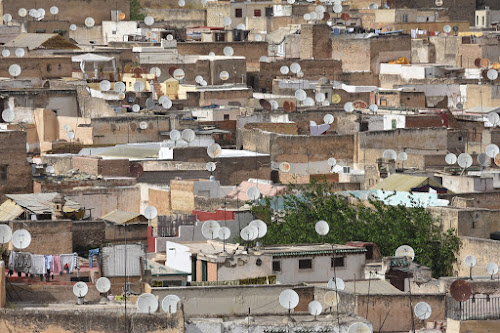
447 296 500 321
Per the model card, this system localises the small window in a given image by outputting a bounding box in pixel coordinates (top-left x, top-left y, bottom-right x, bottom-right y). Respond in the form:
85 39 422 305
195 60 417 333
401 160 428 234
224 114 230 120
235 8 243 18
331 257 345 267
476 16 479 26
299 259 312 269
482 16 485 26
265 7 273 17
254 9 261 17
272 260 281 272
0 165 8 182
458 136 463 141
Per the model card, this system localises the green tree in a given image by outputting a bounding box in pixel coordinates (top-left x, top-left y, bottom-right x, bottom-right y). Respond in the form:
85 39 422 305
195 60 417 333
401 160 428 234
130 0 145 21
256 182 460 278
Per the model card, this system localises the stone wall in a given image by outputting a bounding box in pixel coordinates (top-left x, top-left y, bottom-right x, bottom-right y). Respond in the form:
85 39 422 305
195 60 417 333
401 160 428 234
72 221 106 251
455 236 500 277
92 116 170 145
72 156 130 177
0 131 32 200
0 57 73 79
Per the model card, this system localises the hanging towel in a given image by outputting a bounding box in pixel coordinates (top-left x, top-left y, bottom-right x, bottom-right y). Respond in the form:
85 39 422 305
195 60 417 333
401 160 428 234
89 248 100 268
45 255 53 271
52 255 61 275
60 254 75 273
14 252 31 274
30 255 46 275
8 251 17 269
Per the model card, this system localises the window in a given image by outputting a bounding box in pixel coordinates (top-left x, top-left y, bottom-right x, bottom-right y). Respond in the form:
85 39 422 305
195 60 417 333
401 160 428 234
273 260 281 272
224 114 230 120
254 9 261 17
0 165 8 182
476 16 479 26
299 259 312 269
482 16 485 26
331 257 345 267
235 8 243 18
265 7 273 17
402 14 408 23
215 32 225 42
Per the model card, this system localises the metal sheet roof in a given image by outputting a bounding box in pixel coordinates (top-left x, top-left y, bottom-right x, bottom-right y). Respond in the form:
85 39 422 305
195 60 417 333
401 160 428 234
3 193 81 216
4 33 79 50
99 210 147 225
371 174 445 192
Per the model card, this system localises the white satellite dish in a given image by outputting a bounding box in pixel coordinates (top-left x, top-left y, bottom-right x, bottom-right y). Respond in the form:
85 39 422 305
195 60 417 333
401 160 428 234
316 93 326 103
249 219 267 238
96 277 111 293
219 71 229 81
487 112 499 126
2 109 15 123
150 67 161 77
315 220 329 236
84 17 95 28
333 4 343 13
347 322 372 333
182 129 196 142
486 262 499 276
304 13 311 21
478 153 490 167
170 130 181 141
3 14 13 23
255 34 263 41
445 153 457 165
18 8 28 17
114 81 126 93
70 24 77 31
0 225 13 244
173 68 185 80
162 295 180 313
205 162 216 172
9 64 22 77
132 104 141 112
223 46 234 56
323 291 339 307
208 51 215 57
144 16 155 26
178 0 186 6
465 255 477 268
145 98 155 110
398 152 408 161
382 149 397 160
50 6 59 15
395 245 415 261
457 153 473 169
100 80 111 91
139 121 148 130
73 281 89 298
63 124 71 132
310 12 318 20
443 25 452 33
137 293 158 314
201 220 220 239
46 165 55 174
280 66 289 75
287 0 295 4
328 158 337 167
236 23 246 30
195 75 203 84
369 104 378 113
344 102 354 112
270 100 279 110
486 144 500 158
279 162 291 173
246 186 261 200
279 289 300 310
38 8 46 18
414 302 432 320
218 227 231 240
133 81 145 93
487 69 499 81
290 63 301 74
303 97 315 107
162 98 173 109
200 80 207 86
67 131 75 140
223 17 232 26
308 300 322 317
144 206 158 220
240 226 254 241
207 143 222 158
328 277 345 290
295 89 307 101
166 34 174 41
2 50 10 57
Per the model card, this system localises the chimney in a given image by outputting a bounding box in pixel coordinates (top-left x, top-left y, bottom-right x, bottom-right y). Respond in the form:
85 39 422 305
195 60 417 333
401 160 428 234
52 193 66 220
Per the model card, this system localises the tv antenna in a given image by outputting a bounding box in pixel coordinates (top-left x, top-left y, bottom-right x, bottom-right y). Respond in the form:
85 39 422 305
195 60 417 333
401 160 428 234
395 245 415 261
162 295 181 313
327 157 337 173
162 97 173 109
195 75 204 84
486 262 498 280
464 255 477 279
333 4 343 13
150 67 161 77
18 8 27 18
223 17 231 26
308 301 322 320
478 153 490 168
0 225 13 244
398 152 408 168
137 293 158 314
139 121 148 130
487 69 498 81
70 24 77 31
145 98 155 110
369 2 379 9
85 17 95 28
12 229 31 249
303 97 315 107
279 289 300 319
369 104 378 114
178 0 186 7
270 100 279 110
73 281 89 305
201 220 220 240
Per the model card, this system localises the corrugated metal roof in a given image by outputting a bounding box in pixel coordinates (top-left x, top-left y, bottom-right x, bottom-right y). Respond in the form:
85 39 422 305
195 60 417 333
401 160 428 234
4 193 81 215
102 244 145 277
371 174 444 192
4 33 79 50
0 200 25 221
99 210 147 225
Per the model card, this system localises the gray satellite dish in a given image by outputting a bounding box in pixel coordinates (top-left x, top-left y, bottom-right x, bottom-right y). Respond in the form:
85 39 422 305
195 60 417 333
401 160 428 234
280 66 289 75
255 34 263 41
219 71 229 80
487 69 499 81
170 130 181 141
288 0 295 4
395 245 415 261
445 153 457 165
347 322 372 333
84 17 95 28
2 50 10 57
2 109 15 123
205 162 216 172
478 153 490 167
383 149 397 160
295 89 307 101
486 262 498 276
279 162 291 173
398 152 408 161
303 97 315 107
133 81 145 92
323 291 339 307
486 144 499 158
246 186 261 200
173 68 185 80
304 13 311 21
223 17 231 26
201 220 220 239
46 165 55 174
415 302 432 320
457 153 473 168
144 16 155 26
369 104 379 113
465 255 477 268
166 34 174 41
178 0 186 7
487 112 500 126
310 12 318 20
443 25 452 33
67 131 75 140
328 277 345 290
249 219 267 238
290 63 301 74
150 67 161 77
208 51 215 57
70 24 77 31
236 23 246 30
333 4 343 13
218 227 231 240
144 206 158 220
279 289 300 310
207 143 222 158
308 300 322 317
195 75 203 84
0 225 13 244
369 2 379 9
99 80 111 92
240 226 254 241
316 93 326 103
145 98 155 110
162 295 180 313
315 220 329 236
18 8 27 17
162 98 173 109
344 102 354 113
182 129 196 142
223 46 234 56
327 158 337 167
9 64 21 77
50 6 59 15
96 277 111 293
137 293 158 314
139 121 148 130
114 81 126 93
15 48 25 58
63 124 71 132
3 14 12 23
132 104 141 112
270 100 279 110
73 281 89 298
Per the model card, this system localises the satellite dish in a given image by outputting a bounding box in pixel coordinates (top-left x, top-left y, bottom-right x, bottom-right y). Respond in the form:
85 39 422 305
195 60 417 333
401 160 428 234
200 80 208 86
15 48 25 58
290 63 301 74
486 144 499 158
279 289 300 310
0 225 13 244
308 301 322 316
162 98 173 109
255 34 263 42
333 4 343 13
398 152 408 161
303 97 315 107
166 34 174 41
195 75 204 84
70 24 77 31
240 226 258 241
46 165 55 174
207 143 222 158
205 162 216 172
315 220 329 236
435 0 443 6
478 153 490 167
246 186 261 200
178 0 186 6
3 13 12 23
369 104 378 113
316 5 326 13
304 13 311 21
347 322 372 333
287 0 295 4
144 206 158 220
280 66 290 75
382 149 397 160
270 100 279 110
132 104 141 112
50 6 59 15
279 162 291 173
223 46 234 56
344 102 354 113
96 277 111 293
328 158 337 167
218 227 231 240
249 219 267 238
332 94 341 104
443 25 452 33
67 131 75 140
161 295 181 313
144 16 155 26
73 281 89 298
150 67 161 77
208 51 215 57
133 81 145 93
464 255 477 268
295 89 307 101
223 17 232 26
457 153 473 168
487 112 500 126
445 153 457 165
170 130 181 141
316 93 326 103
2 50 10 57
18 8 27 17
2 109 15 123
486 262 499 275
328 277 345 290
219 71 229 81
137 293 158 314
395 245 415 261
173 68 185 80
369 2 379 9
201 220 220 239
84 17 95 28
114 81 126 93
323 291 339 307
414 302 432 320
310 12 318 21
9 64 21 77
63 124 72 132
236 23 246 30
487 69 499 81
182 129 196 142
139 121 148 130
450 280 472 302
100 80 111 91
145 98 155 110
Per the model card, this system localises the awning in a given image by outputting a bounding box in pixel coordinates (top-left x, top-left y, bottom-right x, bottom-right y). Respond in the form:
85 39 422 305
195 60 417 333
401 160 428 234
71 53 115 62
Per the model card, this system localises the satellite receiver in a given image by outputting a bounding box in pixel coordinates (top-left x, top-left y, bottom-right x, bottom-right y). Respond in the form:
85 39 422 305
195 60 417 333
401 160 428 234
195 75 204 84
2 50 10 57
303 97 315 107
46 165 55 174
249 219 267 240
332 94 341 104
315 220 329 239
161 295 180 314
133 81 145 93
15 48 25 58
70 24 77 31
369 2 379 9
443 25 452 33
478 153 490 168
308 300 322 320
383 149 397 161
347 322 372 333
270 100 279 110
487 69 499 81
450 279 472 303
344 102 354 113
295 89 307 102
316 93 326 104
73 281 89 305
223 17 232 26
255 34 263 41
178 0 186 6
328 277 345 291
182 129 196 143
132 104 141 112
279 162 291 173
236 23 246 30
464 255 477 280
445 153 457 165
96 277 111 294
9 64 22 78
398 152 408 167
162 98 173 109
3 14 12 23
395 245 415 261
145 98 155 110
201 220 220 240
114 81 126 93
170 130 181 144
486 262 498 279
333 4 343 13
150 67 161 77
246 186 261 201
67 132 75 141
328 157 337 167
137 293 159 314
84 17 95 28
2 109 15 123
99 80 111 92
414 301 432 320
144 16 155 26
279 289 300 317
323 291 339 310
139 121 148 130
205 162 216 172
304 13 311 21
207 143 222 159
486 144 499 158
219 71 229 81
280 66 289 75
173 68 185 81
0 225 13 244
487 112 500 126
223 46 234 56
144 206 158 221
18 8 28 17
290 63 301 74
63 124 71 132
50 6 59 16
12 229 31 249
457 153 473 170
369 104 378 113
218 227 231 252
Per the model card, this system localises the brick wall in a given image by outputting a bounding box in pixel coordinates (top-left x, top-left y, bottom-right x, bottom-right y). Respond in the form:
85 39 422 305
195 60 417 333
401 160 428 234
244 123 298 135
92 116 170 145
72 221 105 251
300 24 332 60
8 220 73 255
149 188 172 215
72 156 100 175
0 57 73 79
99 159 130 177
170 180 195 213
405 114 444 128
0 131 32 200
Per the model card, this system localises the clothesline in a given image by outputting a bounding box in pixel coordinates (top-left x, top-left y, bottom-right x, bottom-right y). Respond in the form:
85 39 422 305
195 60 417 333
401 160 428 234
8 251 80 277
